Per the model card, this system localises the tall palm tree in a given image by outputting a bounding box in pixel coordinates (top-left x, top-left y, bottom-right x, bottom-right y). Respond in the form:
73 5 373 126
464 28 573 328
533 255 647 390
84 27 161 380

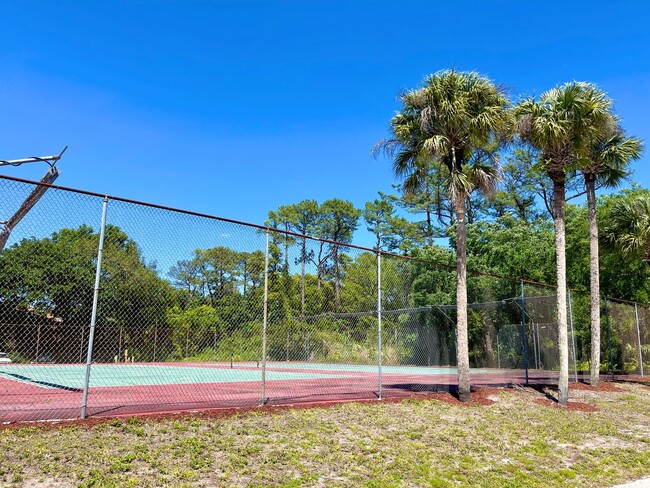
515 82 611 406
376 69 512 402
581 118 643 387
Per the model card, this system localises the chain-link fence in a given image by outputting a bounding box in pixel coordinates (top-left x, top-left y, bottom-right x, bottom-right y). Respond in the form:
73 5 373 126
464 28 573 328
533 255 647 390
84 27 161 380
0 174 648 421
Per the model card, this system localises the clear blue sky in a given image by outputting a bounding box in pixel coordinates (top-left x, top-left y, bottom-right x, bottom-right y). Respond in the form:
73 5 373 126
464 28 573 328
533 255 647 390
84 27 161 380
1 1 649 247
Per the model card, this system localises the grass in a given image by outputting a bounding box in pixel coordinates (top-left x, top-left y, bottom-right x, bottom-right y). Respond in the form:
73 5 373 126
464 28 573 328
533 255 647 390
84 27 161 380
0 383 649 487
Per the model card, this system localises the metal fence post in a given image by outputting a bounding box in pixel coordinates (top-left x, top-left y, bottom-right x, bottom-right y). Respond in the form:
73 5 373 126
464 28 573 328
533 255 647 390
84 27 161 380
260 229 270 405
568 290 578 382
79 326 85 363
634 303 644 377
35 324 41 363
213 325 217 360
377 251 382 400
496 328 501 369
80 196 109 419
520 281 529 386
530 320 537 370
153 322 157 363
604 297 614 380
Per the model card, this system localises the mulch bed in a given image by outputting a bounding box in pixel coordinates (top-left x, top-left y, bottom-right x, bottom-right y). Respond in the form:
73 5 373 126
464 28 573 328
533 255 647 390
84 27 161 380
12 381 632 430
570 381 625 393
426 387 498 407
0 388 500 431
534 398 598 412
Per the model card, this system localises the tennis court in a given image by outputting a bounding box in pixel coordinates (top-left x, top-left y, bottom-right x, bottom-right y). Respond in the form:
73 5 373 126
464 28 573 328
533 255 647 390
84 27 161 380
2 176 646 424
0 360 554 422
0 363 351 389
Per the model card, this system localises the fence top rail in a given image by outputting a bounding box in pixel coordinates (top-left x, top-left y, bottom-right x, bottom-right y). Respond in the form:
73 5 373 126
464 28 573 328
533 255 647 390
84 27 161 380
1 173 648 307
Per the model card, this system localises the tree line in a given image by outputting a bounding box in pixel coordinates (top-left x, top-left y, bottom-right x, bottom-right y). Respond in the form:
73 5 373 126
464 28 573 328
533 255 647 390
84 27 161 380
0 184 648 378
377 69 644 405
1 71 648 405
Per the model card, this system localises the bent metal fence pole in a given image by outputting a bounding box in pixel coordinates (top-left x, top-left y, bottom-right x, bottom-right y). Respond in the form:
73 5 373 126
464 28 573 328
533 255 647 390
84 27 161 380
568 290 578 382
81 196 109 419
634 303 644 377
377 252 382 400
260 229 270 405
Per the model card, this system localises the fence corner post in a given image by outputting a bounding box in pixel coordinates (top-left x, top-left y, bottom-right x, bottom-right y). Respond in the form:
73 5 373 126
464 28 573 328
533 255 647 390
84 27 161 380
520 280 529 386
604 297 614 381
260 229 270 405
568 289 578 382
634 302 644 378
377 250 382 401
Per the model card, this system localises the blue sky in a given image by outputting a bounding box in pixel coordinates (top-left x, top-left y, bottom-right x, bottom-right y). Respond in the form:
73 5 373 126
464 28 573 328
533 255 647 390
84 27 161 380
1 1 649 249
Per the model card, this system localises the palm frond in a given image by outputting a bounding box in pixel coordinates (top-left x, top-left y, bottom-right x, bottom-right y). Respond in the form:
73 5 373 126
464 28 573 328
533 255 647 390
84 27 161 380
604 196 650 259
375 69 512 208
582 119 644 188
467 163 501 197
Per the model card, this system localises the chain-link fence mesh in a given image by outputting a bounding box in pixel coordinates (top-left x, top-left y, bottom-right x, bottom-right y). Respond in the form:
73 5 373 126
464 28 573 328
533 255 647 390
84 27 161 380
606 299 646 377
0 174 647 421
0 177 106 421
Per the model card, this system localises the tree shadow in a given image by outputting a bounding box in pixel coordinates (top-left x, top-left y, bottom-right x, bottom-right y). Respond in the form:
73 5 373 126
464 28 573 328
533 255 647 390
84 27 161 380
531 384 558 402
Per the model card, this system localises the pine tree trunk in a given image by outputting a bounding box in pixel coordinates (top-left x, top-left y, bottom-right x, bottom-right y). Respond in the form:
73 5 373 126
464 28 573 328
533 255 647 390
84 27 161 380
317 243 324 289
301 238 306 317
553 178 569 407
284 224 290 275
586 176 601 387
334 245 340 310
453 191 471 402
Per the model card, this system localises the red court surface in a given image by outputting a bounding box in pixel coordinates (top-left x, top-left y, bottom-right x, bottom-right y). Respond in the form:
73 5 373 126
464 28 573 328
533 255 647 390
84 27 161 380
0 362 576 422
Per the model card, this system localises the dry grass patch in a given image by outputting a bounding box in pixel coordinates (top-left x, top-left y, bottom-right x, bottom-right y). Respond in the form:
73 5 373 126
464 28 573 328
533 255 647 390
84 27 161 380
0 383 649 487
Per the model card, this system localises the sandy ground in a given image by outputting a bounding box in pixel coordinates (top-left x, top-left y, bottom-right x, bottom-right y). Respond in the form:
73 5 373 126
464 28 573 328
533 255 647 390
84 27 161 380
613 479 650 487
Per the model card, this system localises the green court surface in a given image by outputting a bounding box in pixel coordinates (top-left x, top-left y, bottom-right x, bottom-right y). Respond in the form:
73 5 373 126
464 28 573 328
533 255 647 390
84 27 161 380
0 362 496 390
0 364 346 389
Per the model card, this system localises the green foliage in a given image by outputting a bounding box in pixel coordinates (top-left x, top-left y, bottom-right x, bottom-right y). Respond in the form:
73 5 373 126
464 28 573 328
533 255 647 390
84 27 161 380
363 197 412 252
567 188 650 302
410 246 455 306
515 82 613 179
166 304 220 359
485 148 543 222
466 215 555 283
0 225 173 362
581 118 643 188
603 188 650 275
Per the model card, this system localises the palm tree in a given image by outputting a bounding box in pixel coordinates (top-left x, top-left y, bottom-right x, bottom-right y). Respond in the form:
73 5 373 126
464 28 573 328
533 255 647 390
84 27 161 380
376 69 512 402
580 118 643 387
605 195 650 265
515 82 611 406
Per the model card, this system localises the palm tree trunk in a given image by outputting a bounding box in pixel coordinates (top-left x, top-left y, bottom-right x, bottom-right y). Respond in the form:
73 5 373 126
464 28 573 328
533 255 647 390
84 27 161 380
585 175 601 387
552 177 569 407
453 191 471 402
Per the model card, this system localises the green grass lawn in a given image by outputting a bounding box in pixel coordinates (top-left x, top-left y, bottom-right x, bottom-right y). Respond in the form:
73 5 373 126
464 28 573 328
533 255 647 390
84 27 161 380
0 383 649 487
